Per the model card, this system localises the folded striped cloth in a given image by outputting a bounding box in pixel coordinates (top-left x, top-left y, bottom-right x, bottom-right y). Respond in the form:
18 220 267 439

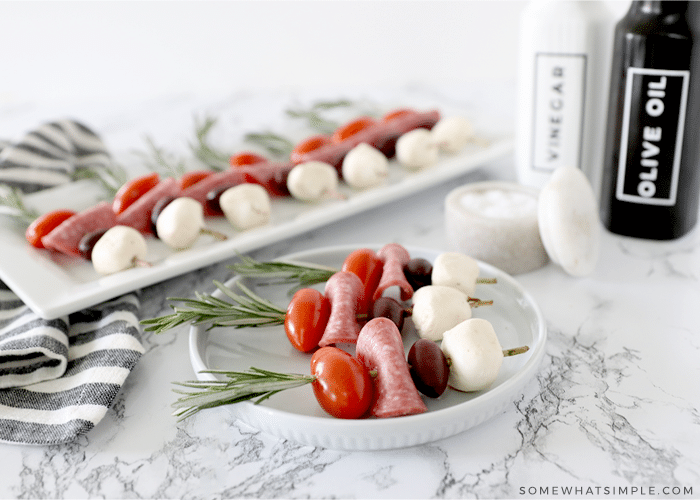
0 121 145 445
0 119 112 193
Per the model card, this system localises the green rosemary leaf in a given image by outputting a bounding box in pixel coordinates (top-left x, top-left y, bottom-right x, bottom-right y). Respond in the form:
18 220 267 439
71 161 129 198
0 184 39 226
285 109 337 135
137 136 188 177
285 99 355 135
140 280 287 334
171 367 314 421
189 115 230 171
228 254 337 292
243 131 294 158
311 99 355 111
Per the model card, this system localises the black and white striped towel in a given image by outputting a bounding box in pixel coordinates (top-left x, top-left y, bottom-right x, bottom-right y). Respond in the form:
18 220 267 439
0 121 145 445
0 119 111 193
0 289 144 445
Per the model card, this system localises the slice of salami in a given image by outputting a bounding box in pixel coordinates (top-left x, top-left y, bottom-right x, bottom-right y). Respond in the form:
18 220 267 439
290 142 348 176
376 110 441 158
318 271 364 347
373 243 414 301
179 169 246 216
41 201 118 257
116 177 180 234
356 317 427 418
241 162 294 197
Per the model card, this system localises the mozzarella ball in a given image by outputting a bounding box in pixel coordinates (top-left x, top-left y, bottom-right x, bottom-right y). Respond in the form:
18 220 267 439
92 225 148 275
441 318 503 392
155 196 204 249
341 143 389 189
431 252 480 297
395 128 439 170
431 116 474 153
411 285 472 341
287 161 339 201
220 184 271 230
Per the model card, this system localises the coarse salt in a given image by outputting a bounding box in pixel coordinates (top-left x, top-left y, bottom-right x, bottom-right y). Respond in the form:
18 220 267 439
459 189 537 219
445 181 548 275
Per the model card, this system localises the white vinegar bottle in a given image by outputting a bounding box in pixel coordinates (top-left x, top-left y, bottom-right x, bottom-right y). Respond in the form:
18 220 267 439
515 0 616 194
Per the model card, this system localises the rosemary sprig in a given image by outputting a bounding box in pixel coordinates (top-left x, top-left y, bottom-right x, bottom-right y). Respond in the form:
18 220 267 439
71 161 129 198
0 184 39 225
137 136 188 178
190 115 231 171
228 254 337 291
285 99 355 134
243 131 294 158
140 280 287 334
172 367 314 421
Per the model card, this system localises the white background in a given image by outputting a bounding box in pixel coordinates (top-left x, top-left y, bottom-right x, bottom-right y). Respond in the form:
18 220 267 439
0 0 631 107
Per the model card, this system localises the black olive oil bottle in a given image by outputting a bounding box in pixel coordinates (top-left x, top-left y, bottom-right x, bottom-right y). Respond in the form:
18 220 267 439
600 0 700 240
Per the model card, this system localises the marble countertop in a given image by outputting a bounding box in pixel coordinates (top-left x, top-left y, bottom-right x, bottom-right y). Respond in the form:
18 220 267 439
0 85 698 499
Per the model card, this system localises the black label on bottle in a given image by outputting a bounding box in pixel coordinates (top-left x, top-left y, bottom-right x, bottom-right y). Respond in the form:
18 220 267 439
616 68 690 206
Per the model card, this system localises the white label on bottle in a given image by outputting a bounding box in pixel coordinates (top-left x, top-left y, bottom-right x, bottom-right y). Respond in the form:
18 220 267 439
616 67 689 206
530 52 587 172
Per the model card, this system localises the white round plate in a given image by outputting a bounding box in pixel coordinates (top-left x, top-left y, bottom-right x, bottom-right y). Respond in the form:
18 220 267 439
189 245 547 451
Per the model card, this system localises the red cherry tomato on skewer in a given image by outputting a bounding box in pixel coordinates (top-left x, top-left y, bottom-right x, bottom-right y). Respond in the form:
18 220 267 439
381 108 417 123
284 288 331 353
331 116 377 143
229 151 267 168
112 172 160 215
178 170 213 190
290 134 332 164
25 209 77 249
310 347 373 419
341 248 384 316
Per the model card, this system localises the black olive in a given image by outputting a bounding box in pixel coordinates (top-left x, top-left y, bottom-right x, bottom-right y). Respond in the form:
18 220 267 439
371 296 406 331
404 258 432 290
408 338 449 398
78 228 109 260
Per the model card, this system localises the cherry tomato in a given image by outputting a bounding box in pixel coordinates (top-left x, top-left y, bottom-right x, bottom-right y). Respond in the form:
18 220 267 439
284 288 331 353
341 248 383 315
229 151 267 168
310 347 373 419
331 116 377 143
290 134 332 163
381 108 416 123
25 209 76 249
112 172 160 215
178 170 213 190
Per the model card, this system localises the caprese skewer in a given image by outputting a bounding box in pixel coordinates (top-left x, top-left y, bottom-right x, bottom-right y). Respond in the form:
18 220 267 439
143 244 526 422
8 106 481 276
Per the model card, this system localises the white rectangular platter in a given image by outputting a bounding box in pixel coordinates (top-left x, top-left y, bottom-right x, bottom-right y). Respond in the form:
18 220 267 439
0 137 512 319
